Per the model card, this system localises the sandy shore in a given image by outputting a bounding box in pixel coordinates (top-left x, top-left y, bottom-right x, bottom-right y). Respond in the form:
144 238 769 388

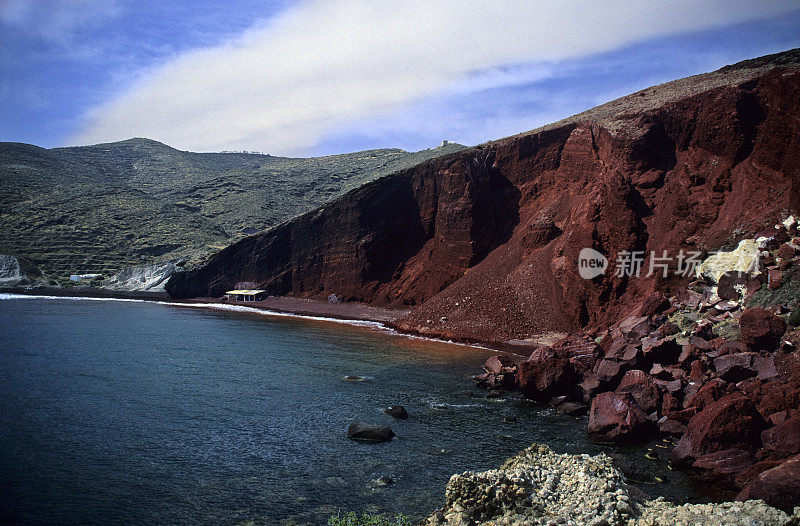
181 295 410 324
0 286 412 324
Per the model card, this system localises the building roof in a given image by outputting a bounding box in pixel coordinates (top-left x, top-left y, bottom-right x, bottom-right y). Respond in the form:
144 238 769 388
225 289 265 295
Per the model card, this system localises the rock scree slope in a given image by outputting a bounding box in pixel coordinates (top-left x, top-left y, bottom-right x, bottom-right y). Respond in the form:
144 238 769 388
166 49 800 344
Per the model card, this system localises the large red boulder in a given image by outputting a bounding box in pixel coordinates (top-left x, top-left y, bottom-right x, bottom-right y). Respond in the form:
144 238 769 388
670 392 766 465
594 359 624 386
484 354 516 374
761 414 800 458
616 370 661 414
737 454 800 513
516 347 568 401
692 448 754 481
588 392 652 443
739 308 788 351
553 334 601 376
686 379 727 411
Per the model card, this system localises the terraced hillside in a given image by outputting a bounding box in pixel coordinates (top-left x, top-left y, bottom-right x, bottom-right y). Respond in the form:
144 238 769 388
0 138 465 282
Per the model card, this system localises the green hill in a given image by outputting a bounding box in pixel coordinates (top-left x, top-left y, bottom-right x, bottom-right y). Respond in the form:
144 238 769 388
0 138 465 282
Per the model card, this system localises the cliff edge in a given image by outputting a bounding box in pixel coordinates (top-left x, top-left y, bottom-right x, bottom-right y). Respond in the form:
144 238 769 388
166 49 800 345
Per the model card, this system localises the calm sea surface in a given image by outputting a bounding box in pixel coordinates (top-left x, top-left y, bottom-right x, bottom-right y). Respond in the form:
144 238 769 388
0 295 713 525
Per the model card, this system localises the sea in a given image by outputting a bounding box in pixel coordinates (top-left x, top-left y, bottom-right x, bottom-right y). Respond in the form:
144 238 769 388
0 294 717 525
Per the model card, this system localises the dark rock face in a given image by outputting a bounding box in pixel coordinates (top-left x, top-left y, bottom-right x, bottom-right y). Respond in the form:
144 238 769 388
167 53 800 345
737 454 800 513
670 393 766 465
739 308 788 351
588 392 652 442
347 422 395 442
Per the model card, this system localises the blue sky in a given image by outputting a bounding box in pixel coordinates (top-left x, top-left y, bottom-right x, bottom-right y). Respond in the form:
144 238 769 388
1 1 799 157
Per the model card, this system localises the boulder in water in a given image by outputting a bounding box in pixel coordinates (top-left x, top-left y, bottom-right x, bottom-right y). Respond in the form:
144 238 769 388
347 422 395 442
384 405 408 419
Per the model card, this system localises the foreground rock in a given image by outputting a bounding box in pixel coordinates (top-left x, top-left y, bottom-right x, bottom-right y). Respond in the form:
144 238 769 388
738 455 800 514
424 444 798 526
588 392 653 443
346 422 395 442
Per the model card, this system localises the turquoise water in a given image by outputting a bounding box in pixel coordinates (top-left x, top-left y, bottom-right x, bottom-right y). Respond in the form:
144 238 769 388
0 295 708 525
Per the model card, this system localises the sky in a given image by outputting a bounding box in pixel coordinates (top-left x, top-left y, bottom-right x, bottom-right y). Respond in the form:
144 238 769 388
1 1 800 157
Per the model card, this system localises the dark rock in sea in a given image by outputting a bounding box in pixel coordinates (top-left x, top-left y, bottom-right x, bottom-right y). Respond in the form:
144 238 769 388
369 475 394 488
577 373 601 403
347 422 395 442
384 405 408 419
588 391 652 443
739 308 787 351
737 454 800 513
670 392 766 466
484 354 516 374
734 459 785 489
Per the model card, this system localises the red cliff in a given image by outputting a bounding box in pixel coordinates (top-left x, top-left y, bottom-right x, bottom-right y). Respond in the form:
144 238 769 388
166 49 800 345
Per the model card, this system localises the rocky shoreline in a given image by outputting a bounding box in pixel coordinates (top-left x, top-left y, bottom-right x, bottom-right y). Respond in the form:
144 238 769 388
468 220 800 516
423 444 799 526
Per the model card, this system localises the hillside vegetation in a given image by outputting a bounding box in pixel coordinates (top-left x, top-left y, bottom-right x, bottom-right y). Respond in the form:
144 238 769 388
0 138 465 282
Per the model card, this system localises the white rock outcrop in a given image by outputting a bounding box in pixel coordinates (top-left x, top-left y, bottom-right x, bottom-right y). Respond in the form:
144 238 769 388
104 262 176 291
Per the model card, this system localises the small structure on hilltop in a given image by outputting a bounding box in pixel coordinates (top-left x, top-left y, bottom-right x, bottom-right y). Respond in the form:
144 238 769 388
225 289 266 302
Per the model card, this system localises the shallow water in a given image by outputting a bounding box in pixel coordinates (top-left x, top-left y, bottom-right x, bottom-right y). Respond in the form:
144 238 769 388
0 295 713 525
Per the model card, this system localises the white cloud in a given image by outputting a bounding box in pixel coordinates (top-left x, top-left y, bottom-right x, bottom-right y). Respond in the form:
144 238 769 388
71 0 797 155
0 0 121 48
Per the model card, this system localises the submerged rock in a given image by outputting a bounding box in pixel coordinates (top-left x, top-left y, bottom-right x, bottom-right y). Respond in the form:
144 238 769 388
384 405 408 419
347 422 395 442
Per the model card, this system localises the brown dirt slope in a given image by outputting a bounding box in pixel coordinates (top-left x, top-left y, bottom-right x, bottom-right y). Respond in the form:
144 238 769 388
166 49 800 344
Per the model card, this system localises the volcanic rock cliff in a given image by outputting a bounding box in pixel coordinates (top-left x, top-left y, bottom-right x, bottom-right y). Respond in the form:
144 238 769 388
166 49 800 345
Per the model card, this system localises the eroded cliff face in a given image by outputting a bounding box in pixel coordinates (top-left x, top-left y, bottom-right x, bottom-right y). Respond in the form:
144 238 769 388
166 51 800 344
